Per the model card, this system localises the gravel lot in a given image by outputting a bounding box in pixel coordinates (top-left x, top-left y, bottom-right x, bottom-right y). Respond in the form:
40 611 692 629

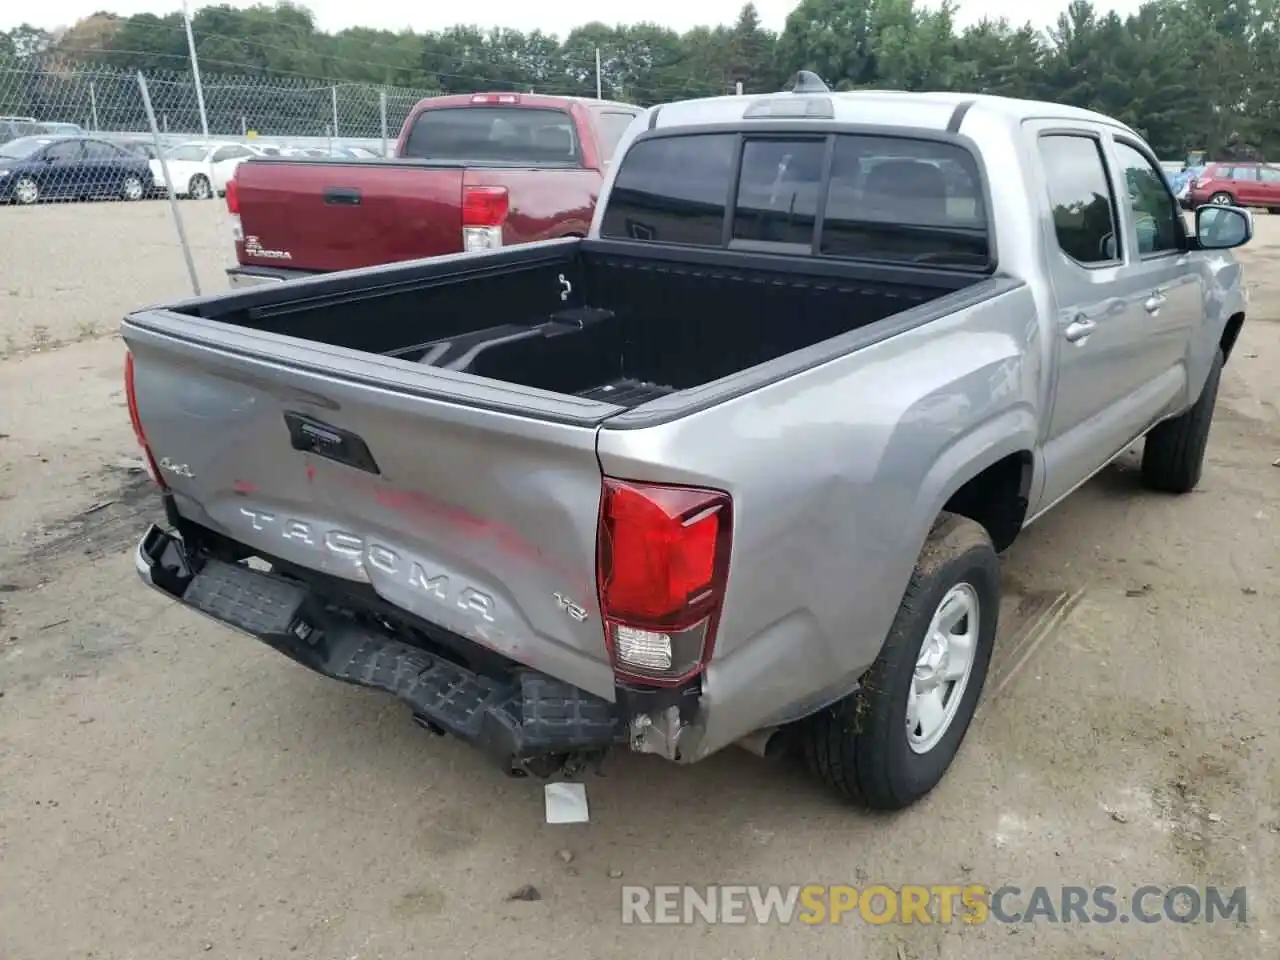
0 200 230 356
1 204 1278 959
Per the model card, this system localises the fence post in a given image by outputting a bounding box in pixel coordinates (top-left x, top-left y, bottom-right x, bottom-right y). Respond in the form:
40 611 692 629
89 80 100 131
379 89 388 158
181 0 211 137
331 84 340 140
138 71 201 298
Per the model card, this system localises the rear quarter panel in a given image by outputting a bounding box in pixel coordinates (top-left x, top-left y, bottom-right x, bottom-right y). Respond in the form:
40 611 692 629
596 282 1043 758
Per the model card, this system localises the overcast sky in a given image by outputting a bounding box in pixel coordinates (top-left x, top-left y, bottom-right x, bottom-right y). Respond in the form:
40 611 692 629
5 1 1150 37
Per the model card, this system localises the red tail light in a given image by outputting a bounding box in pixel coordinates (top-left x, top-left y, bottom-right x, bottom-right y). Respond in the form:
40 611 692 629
462 185 509 253
470 93 520 105
597 478 732 686
224 175 239 213
462 185 509 227
124 351 168 492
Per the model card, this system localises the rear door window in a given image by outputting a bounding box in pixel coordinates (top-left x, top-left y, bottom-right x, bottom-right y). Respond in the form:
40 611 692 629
599 133 737 246
403 107 582 165
166 144 209 162
591 109 639 163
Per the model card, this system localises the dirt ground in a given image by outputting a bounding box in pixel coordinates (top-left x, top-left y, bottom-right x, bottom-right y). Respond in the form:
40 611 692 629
1 203 1278 959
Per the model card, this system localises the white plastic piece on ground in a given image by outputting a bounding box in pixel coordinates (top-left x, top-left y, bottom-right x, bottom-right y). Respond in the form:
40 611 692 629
544 782 589 824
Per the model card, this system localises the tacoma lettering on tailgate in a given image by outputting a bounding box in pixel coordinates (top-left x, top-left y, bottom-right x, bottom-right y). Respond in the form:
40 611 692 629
238 507 495 622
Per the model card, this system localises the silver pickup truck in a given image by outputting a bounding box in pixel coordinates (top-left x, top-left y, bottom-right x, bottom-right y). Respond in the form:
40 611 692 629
123 76 1252 811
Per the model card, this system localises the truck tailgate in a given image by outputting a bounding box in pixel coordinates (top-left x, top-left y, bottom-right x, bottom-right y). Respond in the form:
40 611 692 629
122 316 618 700
235 160 464 271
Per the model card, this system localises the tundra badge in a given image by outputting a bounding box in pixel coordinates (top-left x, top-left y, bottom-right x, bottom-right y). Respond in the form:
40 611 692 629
244 236 293 260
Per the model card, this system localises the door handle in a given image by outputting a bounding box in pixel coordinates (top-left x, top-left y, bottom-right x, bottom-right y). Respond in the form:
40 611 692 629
1144 291 1167 314
1064 316 1097 343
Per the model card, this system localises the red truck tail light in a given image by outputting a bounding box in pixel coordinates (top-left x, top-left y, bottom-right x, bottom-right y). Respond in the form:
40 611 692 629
471 93 520 104
124 351 168 492
596 478 732 686
224 175 243 243
462 184 509 253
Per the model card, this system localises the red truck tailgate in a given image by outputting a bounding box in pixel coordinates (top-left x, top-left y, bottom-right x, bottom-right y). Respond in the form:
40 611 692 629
235 160 464 271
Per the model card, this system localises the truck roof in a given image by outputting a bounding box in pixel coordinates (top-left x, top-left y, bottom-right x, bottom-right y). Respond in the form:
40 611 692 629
644 89 1138 138
412 92 637 113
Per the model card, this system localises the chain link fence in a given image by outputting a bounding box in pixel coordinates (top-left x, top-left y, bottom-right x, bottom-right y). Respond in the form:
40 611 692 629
1 53 440 158
0 53 444 355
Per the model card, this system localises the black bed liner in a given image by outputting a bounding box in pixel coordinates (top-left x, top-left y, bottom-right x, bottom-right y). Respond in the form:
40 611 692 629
166 239 993 413
384 306 677 405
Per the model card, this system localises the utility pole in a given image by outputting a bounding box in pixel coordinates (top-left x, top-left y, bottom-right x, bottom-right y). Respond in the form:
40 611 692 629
595 47 603 100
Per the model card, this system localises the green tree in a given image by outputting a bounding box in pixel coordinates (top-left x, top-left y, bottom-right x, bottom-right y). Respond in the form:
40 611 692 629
8 0 1280 158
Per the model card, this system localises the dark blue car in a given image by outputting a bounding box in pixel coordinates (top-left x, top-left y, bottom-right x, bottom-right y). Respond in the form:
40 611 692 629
0 135 154 205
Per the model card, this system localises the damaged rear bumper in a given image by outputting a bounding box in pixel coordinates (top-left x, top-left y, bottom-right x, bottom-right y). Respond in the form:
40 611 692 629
134 524 625 769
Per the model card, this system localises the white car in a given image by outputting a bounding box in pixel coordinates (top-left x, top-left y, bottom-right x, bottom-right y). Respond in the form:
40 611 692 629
149 140 272 199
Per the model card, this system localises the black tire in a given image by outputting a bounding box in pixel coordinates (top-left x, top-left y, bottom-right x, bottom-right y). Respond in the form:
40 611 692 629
1209 191 1234 206
1141 348 1223 493
188 174 212 200
803 513 999 810
121 175 144 201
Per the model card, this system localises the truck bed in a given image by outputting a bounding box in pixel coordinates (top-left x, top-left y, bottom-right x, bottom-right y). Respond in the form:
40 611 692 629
172 238 988 409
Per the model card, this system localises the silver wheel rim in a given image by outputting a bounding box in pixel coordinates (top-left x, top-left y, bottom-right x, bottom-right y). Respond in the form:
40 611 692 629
15 179 37 204
1212 194 1230 205
906 583 979 754
123 177 142 200
191 177 209 199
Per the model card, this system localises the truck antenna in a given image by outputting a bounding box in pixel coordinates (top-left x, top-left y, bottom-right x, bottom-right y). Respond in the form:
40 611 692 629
789 70 830 94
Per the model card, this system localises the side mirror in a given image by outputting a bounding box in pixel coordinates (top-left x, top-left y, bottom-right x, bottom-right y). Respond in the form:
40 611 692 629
1195 204 1252 250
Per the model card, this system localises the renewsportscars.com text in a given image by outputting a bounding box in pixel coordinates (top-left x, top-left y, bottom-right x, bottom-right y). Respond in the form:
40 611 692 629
620 884 1247 925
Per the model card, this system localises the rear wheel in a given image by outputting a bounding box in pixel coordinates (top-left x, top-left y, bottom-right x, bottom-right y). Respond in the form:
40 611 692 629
1210 191 1234 206
12 176 39 205
1141 348 1223 494
188 174 212 200
120 175 144 202
803 513 999 810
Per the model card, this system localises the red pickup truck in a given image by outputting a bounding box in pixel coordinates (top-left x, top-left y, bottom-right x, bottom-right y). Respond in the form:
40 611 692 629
224 93 641 287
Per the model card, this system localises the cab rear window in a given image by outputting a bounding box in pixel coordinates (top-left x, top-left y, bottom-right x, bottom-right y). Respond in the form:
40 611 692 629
402 107 581 165
600 131 990 268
